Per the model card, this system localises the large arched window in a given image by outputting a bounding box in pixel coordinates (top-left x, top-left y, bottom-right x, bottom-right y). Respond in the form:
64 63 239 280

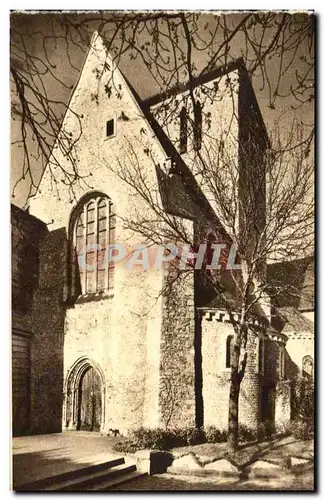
69 192 115 298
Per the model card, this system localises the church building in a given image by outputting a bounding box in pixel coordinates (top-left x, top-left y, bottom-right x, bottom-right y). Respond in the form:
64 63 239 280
11 32 314 437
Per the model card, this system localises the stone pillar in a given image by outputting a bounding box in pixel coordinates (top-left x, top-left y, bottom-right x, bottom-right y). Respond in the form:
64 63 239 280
159 265 196 428
201 313 233 429
239 333 261 430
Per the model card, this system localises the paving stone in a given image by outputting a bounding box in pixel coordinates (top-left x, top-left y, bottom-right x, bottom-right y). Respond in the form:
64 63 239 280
290 457 310 467
204 459 239 476
170 453 202 470
248 460 283 478
196 455 215 464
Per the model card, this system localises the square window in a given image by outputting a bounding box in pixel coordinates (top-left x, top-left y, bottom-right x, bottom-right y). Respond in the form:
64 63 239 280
106 119 115 138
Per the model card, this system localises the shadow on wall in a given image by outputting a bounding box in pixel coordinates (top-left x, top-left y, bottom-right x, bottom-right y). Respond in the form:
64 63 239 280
267 256 314 311
29 227 68 435
261 348 313 427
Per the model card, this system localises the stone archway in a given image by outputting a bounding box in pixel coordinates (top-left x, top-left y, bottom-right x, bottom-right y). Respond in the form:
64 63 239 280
63 357 105 432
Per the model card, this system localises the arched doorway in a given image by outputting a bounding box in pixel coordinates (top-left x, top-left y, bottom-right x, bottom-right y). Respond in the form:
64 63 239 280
77 366 102 431
63 357 105 432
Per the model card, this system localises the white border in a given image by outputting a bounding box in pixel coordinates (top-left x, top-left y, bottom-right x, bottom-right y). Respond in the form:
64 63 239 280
2 5 320 499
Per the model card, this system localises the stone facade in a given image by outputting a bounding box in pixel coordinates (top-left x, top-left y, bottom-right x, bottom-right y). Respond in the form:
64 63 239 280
201 311 263 430
11 205 47 435
200 309 295 430
12 32 314 436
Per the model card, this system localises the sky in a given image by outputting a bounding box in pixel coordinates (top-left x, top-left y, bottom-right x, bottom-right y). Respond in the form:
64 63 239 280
10 11 314 207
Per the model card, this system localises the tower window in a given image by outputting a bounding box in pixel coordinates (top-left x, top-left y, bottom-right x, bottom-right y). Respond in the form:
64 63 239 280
193 100 202 151
106 119 115 138
277 347 285 379
258 337 265 375
179 107 188 154
226 335 234 368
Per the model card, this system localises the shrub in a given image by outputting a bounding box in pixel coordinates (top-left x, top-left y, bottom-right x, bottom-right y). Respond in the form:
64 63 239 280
113 426 206 452
285 419 314 440
130 427 170 450
257 420 276 441
112 439 139 453
238 424 257 443
204 425 227 443
112 417 313 455
173 426 206 446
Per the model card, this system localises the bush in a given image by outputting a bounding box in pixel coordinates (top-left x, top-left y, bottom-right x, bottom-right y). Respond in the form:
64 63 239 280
112 416 314 455
238 424 257 443
112 439 139 453
285 419 314 440
257 420 276 441
173 426 206 446
112 426 206 453
204 425 227 443
130 427 171 450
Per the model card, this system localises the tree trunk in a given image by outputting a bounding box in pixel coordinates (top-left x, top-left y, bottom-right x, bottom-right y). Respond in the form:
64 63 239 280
227 377 240 452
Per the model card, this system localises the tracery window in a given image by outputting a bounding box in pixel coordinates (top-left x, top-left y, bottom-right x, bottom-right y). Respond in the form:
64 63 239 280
69 192 115 298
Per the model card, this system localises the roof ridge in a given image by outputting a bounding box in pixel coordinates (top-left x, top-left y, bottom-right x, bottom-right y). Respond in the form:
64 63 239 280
141 57 245 108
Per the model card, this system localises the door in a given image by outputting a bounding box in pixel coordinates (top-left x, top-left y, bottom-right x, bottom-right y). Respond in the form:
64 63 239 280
77 367 102 431
12 334 30 436
261 386 275 422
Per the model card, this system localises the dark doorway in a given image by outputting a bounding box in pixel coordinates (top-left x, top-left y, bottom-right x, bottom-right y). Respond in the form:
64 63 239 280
77 366 102 431
261 386 276 422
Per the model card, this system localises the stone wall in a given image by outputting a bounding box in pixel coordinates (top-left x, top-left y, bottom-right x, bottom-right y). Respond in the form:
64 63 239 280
159 265 196 428
285 333 314 379
275 380 291 424
239 332 261 429
11 205 47 436
28 33 173 434
29 228 67 434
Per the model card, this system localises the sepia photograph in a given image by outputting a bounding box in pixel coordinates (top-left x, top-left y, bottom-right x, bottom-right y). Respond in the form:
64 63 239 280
10 9 315 491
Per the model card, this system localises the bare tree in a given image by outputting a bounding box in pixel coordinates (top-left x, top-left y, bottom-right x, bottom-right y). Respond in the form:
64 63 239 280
10 11 314 451
100 108 313 450
11 11 314 202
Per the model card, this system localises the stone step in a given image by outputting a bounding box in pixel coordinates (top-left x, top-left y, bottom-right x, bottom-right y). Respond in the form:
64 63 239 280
87 470 147 490
18 456 125 491
46 463 137 491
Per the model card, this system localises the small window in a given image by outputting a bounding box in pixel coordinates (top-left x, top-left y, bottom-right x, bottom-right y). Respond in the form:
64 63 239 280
302 355 313 380
277 347 285 379
258 337 264 375
193 100 202 151
179 107 188 154
226 335 234 368
106 119 115 138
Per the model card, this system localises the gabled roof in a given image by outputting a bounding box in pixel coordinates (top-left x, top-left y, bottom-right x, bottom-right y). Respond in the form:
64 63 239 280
11 203 47 231
141 58 245 109
140 57 268 146
277 306 314 335
199 292 267 320
267 256 314 312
